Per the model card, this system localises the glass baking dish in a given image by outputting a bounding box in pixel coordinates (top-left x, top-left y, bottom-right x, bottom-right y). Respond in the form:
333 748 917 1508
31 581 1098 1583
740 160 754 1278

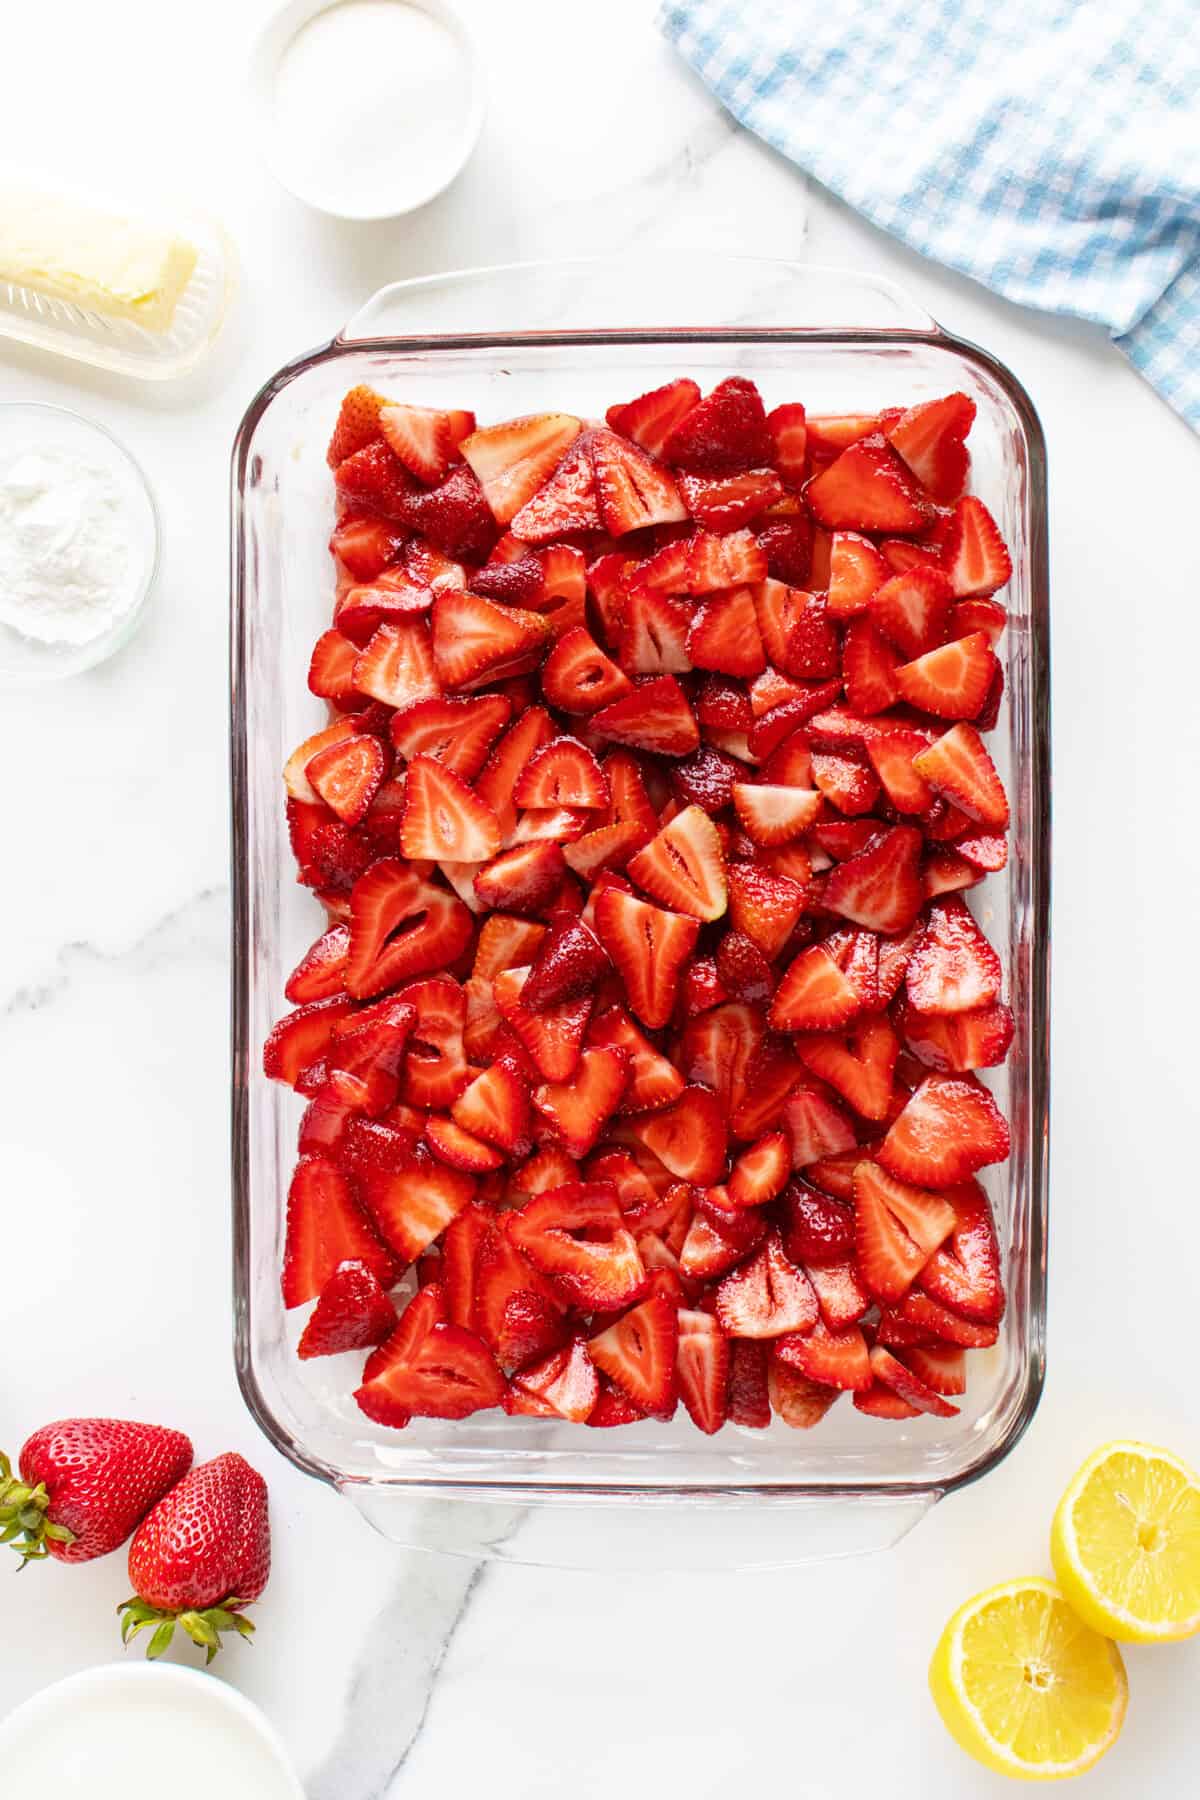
230 257 1050 1569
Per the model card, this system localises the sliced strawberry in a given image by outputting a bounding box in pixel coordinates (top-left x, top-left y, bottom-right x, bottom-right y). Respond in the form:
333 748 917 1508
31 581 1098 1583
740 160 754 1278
626 804 728 922
616 588 693 676
588 1294 678 1415
389 693 511 781
853 1383 920 1420
392 976 468 1108
727 1130 790 1208
806 1258 871 1330
880 1072 1010 1187
898 997 1015 1073
337 1113 421 1181
460 413 582 525
356 1297 505 1425
587 1380 649 1427
715 1231 817 1338
328 995 417 1112
775 1319 871 1391
806 414 885 461
494 965 591 1082
431 589 548 693
714 930 774 1004
762 401 807 485
282 1157 396 1307
541 626 632 714
906 896 1002 1015
725 1041 800 1139
686 585 766 678
308 628 363 707
353 619 440 709
631 1085 727 1185
902 1342 967 1396
475 706 555 842
472 912 546 981
522 914 610 1011
680 468 784 531
508 1184 648 1311
400 754 501 862
810 750 881 817
753 580 839 679
513 737 608 811
606 377 702 457
852 1159 957 1302
769 1360 841 1427
939 495 1012 597
450 1059 530 1153
953 596 1008 647
285 924 351 1004
827 531 886 617
358 1149 476 1262
695 673 753 731
842 617 900 715
797 1013 898 1122
505 1337 599 1421
473 1226 567 1369
748 666 806 720
591 675 700 758
425 1114 505 1172
379 402 475 484
821 824 923 934
885 393 975 503
345 861 473 999
756 515 813 586
782 1079 858 1169
919 1178 1004 1322
510 433 601 542
590 426 687 536
894 631 997 720
726 863 806 960
335 577 434 646
912 723 1009 828
330 513 407 582
394 462 496 561
592 886 699 1029
730 781 822 849
899 1289 998 1348
955 830 1008 873
587 1004 685 1113
865 729 935 814
404 538 467 593
806 435 930 534
726 1339 771 1428
868 1344 959 1418
671 743 743 815
335 440 416 521
674 1308 730 1434
661 376 772 473
264 995 354 1087
297 1258 397 1359
327 385 386 467
533 1046 628 1157
769 943 861 1033
923 847 982 900
869 565 954 658
473 839 565 914
679 1202 765 1282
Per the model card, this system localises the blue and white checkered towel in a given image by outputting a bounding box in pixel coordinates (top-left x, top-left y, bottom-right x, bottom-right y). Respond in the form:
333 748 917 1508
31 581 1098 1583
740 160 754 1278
659 0 1200 432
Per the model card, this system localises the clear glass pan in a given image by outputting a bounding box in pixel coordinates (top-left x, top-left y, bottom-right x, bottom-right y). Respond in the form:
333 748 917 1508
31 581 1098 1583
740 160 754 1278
230 257 1050 1568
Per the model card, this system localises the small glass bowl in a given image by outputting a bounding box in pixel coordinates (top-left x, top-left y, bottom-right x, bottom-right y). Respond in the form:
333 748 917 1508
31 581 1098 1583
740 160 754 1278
0 404 159 686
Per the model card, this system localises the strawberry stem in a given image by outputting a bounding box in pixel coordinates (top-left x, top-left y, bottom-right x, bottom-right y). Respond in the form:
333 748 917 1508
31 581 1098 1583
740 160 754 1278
118 1593 257 1665
0 1450 75 1566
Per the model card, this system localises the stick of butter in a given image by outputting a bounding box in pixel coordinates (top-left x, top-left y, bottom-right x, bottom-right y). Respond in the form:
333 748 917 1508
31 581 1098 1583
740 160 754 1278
0 186 198 333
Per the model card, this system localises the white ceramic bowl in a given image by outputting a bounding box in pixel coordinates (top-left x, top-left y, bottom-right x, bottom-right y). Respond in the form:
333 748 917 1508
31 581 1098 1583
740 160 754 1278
0 1662 305 1797
250 0 486 221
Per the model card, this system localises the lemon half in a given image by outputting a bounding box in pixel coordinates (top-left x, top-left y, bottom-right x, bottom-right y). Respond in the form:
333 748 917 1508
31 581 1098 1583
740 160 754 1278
929 1577 1127 1781
1051 1439 1200 1643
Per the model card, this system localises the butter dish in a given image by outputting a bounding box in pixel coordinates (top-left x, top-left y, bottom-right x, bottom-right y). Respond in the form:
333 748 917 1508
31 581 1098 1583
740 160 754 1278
0 174 235 380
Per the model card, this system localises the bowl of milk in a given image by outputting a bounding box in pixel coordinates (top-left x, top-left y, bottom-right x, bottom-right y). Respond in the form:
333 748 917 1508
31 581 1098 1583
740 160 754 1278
0 1662 305 1797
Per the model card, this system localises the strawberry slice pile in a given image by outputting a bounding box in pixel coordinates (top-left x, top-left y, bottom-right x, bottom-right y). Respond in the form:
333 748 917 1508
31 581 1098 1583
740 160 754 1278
265 378 1015 1434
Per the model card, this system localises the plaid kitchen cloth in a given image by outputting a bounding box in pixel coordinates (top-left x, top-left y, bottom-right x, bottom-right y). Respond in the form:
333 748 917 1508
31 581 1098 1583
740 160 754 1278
658 0 1200 431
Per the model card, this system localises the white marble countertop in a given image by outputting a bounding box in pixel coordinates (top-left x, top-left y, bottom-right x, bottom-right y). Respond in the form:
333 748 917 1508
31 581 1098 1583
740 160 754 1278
5 1 1200 1793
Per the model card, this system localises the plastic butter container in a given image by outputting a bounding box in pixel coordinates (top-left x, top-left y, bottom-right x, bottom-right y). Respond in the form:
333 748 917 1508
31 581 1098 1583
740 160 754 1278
0 173 235 380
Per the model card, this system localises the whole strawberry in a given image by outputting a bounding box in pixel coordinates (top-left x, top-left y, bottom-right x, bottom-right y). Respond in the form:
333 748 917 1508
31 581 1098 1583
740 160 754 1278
1 1419 193 1566
119 1452 269 1663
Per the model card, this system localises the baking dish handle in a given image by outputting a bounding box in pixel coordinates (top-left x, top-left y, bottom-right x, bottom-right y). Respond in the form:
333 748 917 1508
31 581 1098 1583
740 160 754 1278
338 1483 940 1570
339 256 939 343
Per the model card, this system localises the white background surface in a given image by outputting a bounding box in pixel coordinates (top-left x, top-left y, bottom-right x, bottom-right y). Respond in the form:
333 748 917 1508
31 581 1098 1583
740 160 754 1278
3 1 1200 1794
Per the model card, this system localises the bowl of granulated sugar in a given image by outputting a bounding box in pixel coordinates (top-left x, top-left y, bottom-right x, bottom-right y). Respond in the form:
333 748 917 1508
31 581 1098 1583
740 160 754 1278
0 404 159 684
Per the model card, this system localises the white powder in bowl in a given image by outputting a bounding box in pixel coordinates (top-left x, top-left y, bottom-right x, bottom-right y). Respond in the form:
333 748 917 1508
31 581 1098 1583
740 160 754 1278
0 446 147 646
269 0 476 219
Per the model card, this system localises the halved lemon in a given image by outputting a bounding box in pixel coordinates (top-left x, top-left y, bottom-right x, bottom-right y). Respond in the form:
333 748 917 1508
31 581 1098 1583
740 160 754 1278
929 1577 1127 1781
1051 1439 1200 1643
